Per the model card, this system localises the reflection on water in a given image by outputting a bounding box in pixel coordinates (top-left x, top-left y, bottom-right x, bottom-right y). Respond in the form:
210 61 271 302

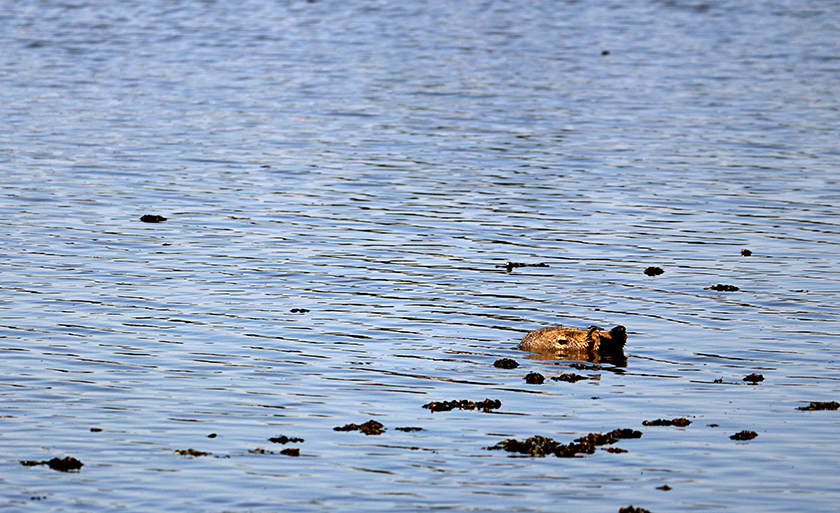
2 0 840 512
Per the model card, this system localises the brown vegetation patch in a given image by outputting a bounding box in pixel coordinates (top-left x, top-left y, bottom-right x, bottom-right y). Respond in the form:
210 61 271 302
619 506 652 513
493 358 519 369
524 372 545 384
20 457 84 472
175 449 210 457
140 214 167 223
497 262 550 272
334 420 386 435
730 430 758 441
643 418 691 427
797 401 839 411
269 435 304 444
487 428 642 458
706 284 739 291
551 373 588 383
422 399 501 413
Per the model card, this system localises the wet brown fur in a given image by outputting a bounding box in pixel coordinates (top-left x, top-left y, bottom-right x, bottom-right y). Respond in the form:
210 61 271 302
519 325 626 354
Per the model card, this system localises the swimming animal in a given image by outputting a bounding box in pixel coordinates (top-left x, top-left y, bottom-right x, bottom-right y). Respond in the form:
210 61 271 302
519 325 627 354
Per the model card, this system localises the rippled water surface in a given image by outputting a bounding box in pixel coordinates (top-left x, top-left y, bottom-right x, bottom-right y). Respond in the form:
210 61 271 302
2 0 840 511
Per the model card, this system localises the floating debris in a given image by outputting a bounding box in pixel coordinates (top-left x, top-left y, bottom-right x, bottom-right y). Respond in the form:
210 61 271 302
334 420 385 435
551 373 588 383
705 284 739 292
140 214 167 223
497 262 550 272
602 447 628 454
422 399 501 413
644 266 664 276
713 378 724 383
269 435 304 444
619 506 651 513
207 433 217 438
570 362 598 370
493 358 519 369
248 448 274 455
797 401 839 411
744 373 764 384
643 418 691 427
487 429 642 458
395 427 423 432
708 424 720 428
730 430 758 441
741 248 752 256
657 484 672 491
290 308 310 313
175 449 210 457
280 448 300 457
20 457 84 472
601 49 611 55
90 427 102 432
524 372 545 384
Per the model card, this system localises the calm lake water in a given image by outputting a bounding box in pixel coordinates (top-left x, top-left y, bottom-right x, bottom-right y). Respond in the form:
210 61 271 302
2 0 840 511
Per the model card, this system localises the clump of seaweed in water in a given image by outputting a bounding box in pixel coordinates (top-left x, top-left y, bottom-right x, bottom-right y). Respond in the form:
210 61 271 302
730 430 758 441
497 262 550 272
487 428 642 458
334 420 385 435
493 358 519 369
743 373 764 384
706 284 739 292
20 457 84 472
422 399 501 413
797 401 839 411
551 373 588 383
644 266 664 276
268 435 304 444
642 418 691 427
619 507 652 513
140 214 167 223
175 449 210 457
524 372 545 384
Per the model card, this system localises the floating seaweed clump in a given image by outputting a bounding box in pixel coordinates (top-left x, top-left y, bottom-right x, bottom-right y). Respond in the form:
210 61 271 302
706 284 739 291
268 435 304 444
280 448 300 456
422 399 501 413
497 262 550 272
619 506 651 513
487 428 641 458
395 427 423 432
175 449 210 457
602 447 628 454
20 457 84 472
334 420 385 435
493 358 519 369
643 418 691 427
551 373 588 383
743 373 764 384
644 266 664 276
524 372 545 384
140 214 167 223
797 401 839 411
730 430 758 441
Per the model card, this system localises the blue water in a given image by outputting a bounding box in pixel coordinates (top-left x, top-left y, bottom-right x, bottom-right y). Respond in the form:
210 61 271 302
2 0 840 511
